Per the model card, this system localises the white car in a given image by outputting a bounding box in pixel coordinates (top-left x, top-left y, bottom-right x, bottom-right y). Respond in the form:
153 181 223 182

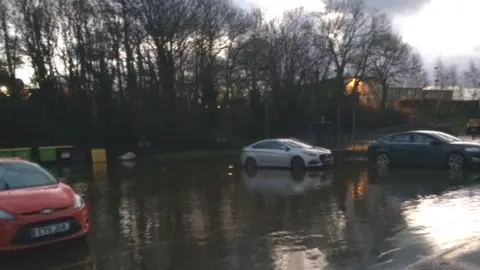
240 138 333 169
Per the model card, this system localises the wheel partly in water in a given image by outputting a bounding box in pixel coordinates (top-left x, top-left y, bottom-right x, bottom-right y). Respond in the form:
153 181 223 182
447 153 465 169
376 153 390 167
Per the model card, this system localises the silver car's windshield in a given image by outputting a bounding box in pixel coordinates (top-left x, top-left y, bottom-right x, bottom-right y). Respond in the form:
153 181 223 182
284 140 313 149
435 132 461 142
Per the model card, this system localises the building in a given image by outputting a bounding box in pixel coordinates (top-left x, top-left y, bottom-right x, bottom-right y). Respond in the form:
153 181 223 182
309 77 454 109
388 88 453 109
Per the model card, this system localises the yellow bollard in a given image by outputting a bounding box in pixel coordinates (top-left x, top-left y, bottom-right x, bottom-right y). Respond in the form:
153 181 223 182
90 148 107 163
92 162 107 181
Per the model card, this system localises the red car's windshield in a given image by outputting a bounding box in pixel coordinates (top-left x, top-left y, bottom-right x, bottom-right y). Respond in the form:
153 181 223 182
0 162 58 191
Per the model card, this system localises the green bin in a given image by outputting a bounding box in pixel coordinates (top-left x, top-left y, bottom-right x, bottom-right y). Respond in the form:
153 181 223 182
39 146 58 162
0 149 12 157
12 148 31 160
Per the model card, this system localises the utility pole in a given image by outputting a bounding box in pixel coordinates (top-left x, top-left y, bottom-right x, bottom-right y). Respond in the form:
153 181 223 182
264 90 269 138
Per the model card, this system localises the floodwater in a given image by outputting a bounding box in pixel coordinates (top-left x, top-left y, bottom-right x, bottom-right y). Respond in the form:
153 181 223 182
4 157 480 270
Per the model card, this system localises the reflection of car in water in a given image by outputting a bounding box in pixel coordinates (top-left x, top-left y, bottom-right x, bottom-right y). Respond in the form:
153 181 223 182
368 167 480 198
242 168 334 196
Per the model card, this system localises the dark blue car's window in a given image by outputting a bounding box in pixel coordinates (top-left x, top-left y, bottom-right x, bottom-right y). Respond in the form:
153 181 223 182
412 134 436 144
390 134 411 143
435 132 460 142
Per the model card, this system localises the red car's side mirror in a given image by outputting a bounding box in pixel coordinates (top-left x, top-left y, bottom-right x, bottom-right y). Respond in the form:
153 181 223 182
57 177 67 182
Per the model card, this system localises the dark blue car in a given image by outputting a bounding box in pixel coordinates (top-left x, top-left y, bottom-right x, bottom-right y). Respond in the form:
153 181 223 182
367 130 480 169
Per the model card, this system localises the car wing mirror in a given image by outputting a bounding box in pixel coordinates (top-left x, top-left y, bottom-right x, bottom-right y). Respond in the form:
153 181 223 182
430 141 442 146
57 177 67 182
281 146 290 151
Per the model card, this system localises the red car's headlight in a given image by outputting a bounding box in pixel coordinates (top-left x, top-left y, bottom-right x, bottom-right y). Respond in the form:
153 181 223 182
73 194 85 210
0 210 15 220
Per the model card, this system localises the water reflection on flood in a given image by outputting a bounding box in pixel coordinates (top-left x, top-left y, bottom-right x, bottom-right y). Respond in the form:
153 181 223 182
4 158 480 270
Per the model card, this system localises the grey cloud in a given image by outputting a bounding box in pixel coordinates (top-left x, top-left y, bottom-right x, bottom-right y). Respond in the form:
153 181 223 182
362 0 431 14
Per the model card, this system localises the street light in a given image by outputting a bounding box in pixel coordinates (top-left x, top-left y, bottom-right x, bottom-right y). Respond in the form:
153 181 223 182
264 90 271 138
0 86 7 94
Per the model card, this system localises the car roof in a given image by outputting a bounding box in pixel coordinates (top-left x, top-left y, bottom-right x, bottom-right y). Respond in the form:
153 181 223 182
406 130 453 136
410 130 438 134
0 157 26 163
249 138 295 145
381 130 450 139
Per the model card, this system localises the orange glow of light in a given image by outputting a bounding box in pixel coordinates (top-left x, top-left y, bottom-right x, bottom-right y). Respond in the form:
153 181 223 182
345 79 375 107
346 143 368 152
348 170 368 198
345 79 359 94
345 78 369 95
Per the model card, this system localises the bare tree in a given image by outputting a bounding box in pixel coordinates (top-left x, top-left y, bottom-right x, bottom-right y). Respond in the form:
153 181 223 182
403 53 428 89
432 59 458 111
433 58 446 90
370 32 411 108
0 0 23 78
445 64 461 99
317 1 371 95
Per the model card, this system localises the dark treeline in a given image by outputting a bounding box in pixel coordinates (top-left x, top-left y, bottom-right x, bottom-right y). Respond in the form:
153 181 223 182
0 0 428 152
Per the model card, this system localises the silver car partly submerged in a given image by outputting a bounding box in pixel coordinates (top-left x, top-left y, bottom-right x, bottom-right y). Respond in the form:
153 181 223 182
240 138 333 170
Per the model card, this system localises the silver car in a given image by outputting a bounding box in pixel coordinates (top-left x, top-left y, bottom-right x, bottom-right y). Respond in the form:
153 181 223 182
240 138 333 169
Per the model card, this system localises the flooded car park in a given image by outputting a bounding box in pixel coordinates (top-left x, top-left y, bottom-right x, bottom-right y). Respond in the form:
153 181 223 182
3 156 480 269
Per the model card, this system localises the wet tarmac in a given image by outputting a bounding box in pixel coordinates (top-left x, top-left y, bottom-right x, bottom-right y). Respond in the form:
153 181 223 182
4 156 480 270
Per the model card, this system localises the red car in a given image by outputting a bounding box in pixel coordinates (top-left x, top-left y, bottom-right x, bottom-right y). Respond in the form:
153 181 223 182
0 159 89 252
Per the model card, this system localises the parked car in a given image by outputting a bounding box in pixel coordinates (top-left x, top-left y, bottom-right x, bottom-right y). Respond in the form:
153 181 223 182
0 158 89 252
367 130 480 169
240 138 333 169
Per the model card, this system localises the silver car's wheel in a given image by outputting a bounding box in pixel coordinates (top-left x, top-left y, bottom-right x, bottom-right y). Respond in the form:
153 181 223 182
376 153 390 167
447 153 465 169
291 156 305 170
245 157 257 169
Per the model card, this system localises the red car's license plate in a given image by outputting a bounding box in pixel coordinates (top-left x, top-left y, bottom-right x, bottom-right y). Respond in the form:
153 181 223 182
30 222 70 238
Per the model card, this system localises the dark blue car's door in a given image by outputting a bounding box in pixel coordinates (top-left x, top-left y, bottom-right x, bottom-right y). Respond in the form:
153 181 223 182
388 133 414 165
411 133 441 165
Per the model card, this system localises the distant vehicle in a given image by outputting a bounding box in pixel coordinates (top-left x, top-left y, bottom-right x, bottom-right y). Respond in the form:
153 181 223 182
242 168 334 196
240 138 333 169
367 130 480 169
467 117 480 135
0 159 89 252
466 111 480 135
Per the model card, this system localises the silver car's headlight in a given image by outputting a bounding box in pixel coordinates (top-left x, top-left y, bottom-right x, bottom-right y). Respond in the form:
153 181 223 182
73 194 85 210
0 209 15 220
303 151 317 157
465 147 480 152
